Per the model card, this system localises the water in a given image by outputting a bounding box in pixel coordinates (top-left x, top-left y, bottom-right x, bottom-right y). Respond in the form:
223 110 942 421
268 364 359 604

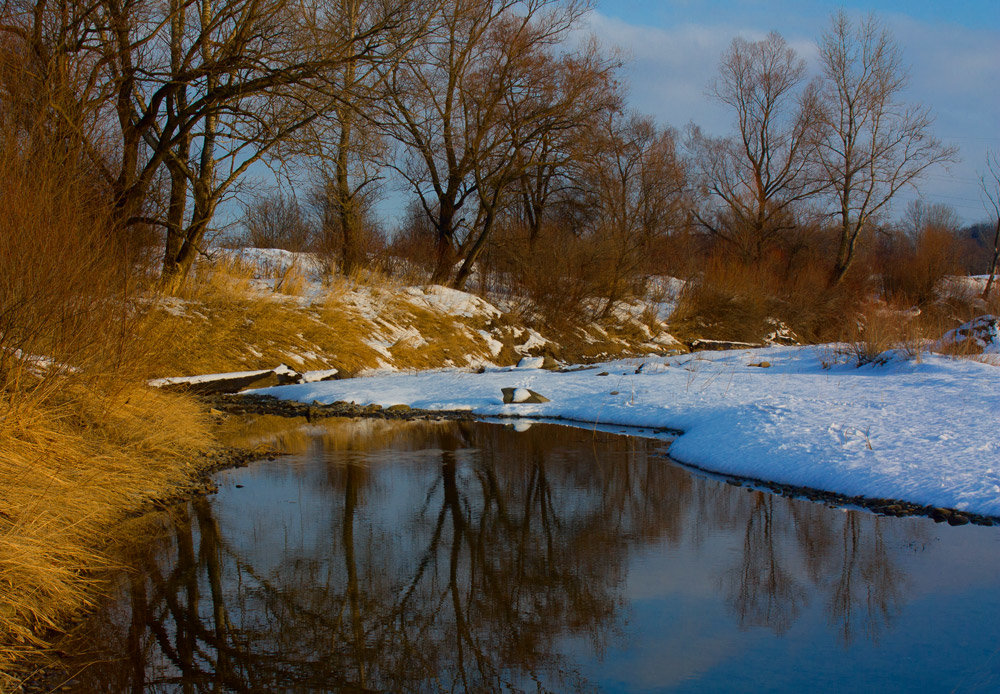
46 418 1000 692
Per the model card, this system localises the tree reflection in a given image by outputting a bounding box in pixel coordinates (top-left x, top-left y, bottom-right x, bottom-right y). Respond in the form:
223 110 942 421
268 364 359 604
725 492 806 634
48 420 922 691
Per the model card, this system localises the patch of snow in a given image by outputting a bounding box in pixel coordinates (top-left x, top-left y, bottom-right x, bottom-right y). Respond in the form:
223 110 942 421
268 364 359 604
220 247 325 279
149 364 295 387
251 344 1000 517
512 387 532 403
159 296 190 317
404 285 501 319
764 318 800 346
302 368 339 382
938 274 990 298
935 315 999 355
477 330 504 357
516 356 545 369
519 329 549 352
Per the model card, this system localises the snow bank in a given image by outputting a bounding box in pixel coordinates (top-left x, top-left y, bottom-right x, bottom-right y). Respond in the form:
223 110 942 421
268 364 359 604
220 247 325 278
251 345 1000 517
404 285 501 319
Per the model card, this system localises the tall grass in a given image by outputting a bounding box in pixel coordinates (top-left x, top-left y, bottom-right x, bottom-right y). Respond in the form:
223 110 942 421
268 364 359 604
0 45 213 684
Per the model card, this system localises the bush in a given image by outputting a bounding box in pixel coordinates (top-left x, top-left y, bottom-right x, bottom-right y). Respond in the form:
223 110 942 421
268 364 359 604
668 249 867 345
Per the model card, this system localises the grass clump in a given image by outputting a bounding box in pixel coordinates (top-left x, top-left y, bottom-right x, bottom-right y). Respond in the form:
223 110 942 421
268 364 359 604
0 385 210 686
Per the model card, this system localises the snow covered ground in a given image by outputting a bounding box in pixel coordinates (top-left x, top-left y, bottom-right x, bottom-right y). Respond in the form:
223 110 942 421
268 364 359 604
251 345 1000 517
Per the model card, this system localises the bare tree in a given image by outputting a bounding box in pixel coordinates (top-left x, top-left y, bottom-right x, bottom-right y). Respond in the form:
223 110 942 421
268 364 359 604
689 32 818 262
3 0 429 291
296 0 396 276
814 11 957 286
902 199 960 239
980 150 1000 299
240 193 315 252
574 112 688 309
379 0 590 286
450 33 619 289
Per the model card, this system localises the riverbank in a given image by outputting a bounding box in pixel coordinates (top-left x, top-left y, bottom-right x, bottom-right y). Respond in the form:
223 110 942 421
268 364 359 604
249 344 1000 519
212 393 999 526
0 387 228 690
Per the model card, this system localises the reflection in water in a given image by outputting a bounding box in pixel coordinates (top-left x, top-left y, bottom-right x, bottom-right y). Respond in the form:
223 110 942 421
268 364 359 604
44 419 998 692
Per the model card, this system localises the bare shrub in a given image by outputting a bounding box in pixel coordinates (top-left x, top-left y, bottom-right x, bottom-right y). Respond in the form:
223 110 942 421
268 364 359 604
841 301 923 366
669 248 866 345
877 226 964 308
240 193 316 252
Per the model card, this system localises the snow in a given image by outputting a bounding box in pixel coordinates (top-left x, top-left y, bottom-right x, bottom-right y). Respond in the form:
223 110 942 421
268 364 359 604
511 387 532 403
250 345 1000 517
935 315 1000 356
220 247 325 278
404 285 501 319
301 368 339 382
516 356 545 369
149 364 296 387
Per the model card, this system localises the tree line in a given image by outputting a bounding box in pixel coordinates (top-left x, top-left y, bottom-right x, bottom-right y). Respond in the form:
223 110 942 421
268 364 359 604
4 1 993 308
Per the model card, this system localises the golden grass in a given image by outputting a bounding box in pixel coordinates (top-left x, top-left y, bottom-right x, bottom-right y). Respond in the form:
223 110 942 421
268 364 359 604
148 261 506 379
0 384 210 687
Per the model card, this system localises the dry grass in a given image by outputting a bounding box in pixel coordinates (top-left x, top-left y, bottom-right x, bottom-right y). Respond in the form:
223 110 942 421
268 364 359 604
840 302 924 366
0 384 210 687
0 47 218 685
669 252 865 346
147 261 504 379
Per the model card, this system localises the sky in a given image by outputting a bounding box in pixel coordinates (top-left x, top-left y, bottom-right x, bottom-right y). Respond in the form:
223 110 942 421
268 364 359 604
586 0 1000 224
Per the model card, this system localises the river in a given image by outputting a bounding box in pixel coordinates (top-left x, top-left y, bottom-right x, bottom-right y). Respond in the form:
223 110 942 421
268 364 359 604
39 417 1000 692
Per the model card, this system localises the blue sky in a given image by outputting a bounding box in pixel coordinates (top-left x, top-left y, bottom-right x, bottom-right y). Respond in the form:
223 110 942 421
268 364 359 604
589 0 1000 223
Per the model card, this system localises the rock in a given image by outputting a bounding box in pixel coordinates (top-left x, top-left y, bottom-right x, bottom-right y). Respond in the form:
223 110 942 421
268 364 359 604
947 513 970 526
597 371 610 376
516 356 545 369
748 361 771 368
386 404 411 412
541 355 559 370
930 507 952 523
365 403 383 412
610 391 619 395
333 369 357 380
501 387 550 404
475 365 487 374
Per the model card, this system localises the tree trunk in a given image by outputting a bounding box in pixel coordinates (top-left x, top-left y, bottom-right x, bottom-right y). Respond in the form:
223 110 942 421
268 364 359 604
162 0 189 287
453 207 495 290
981 216 1000 300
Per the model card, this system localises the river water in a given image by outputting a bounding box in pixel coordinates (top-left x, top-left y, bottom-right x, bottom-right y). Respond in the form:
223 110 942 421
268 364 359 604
45 417 1000 692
